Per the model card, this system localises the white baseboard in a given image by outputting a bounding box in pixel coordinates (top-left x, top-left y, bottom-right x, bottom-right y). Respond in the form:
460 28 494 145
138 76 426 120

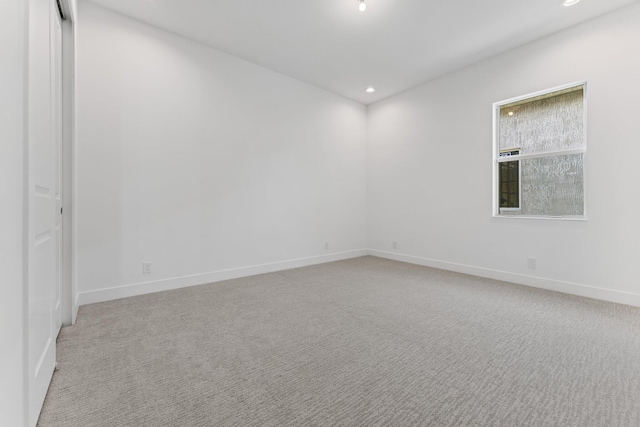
72 292 79 324
77 249 368 306
76 248 640 308
368 249 640 308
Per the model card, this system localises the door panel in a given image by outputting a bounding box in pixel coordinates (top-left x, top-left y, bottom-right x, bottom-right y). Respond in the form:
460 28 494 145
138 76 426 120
52 0 63 334
28 0 62 425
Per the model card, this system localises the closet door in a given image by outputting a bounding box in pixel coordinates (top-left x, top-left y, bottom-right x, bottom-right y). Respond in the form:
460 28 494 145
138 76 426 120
28 0 62 425
52 0 63 336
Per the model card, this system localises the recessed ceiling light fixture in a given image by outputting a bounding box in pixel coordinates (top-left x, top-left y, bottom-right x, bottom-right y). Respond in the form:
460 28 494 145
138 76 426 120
358 0 366 12
563 0 581 6
366 87 375 93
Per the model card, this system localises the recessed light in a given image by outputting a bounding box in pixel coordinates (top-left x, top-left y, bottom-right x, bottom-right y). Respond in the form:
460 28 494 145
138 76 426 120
508 111 514 116
366 87 375 93
563 0 580 6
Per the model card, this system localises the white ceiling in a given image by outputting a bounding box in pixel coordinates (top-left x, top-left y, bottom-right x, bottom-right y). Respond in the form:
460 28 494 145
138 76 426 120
84 0 639 104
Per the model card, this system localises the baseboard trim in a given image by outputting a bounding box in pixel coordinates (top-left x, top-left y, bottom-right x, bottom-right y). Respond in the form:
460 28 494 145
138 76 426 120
78 249 368 306
368 250 640 307
72 293 79 324
77 249 640 308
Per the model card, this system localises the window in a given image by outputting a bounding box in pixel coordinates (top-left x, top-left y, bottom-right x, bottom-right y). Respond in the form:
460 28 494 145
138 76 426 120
499 149 520 210
493 83 586 219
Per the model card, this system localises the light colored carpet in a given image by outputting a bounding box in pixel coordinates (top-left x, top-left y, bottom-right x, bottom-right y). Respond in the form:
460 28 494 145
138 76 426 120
38 256 640 427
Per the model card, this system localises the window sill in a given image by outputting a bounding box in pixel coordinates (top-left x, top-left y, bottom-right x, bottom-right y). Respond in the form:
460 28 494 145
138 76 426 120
493 214 587 221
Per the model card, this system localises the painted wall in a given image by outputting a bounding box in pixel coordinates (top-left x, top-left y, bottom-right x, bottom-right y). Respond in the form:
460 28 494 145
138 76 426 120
0 0 26 425
367 4 640 305
75 3 367 303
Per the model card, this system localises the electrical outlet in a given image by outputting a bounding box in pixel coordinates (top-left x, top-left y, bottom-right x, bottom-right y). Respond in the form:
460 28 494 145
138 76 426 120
527 258 537 269
143 262 152 274
324 242 329 250
393 241 397 250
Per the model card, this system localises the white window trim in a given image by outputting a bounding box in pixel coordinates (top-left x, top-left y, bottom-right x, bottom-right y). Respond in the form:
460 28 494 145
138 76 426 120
496 148 586 163
492 81 588 220
498 148 521 213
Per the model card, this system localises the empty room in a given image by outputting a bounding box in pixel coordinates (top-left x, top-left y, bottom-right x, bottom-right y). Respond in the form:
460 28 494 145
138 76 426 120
3 0 640 426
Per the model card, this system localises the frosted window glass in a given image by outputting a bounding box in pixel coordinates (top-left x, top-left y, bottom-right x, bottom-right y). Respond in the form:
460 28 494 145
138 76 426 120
499 89 584 153
495 84 586 217
500 154 584 216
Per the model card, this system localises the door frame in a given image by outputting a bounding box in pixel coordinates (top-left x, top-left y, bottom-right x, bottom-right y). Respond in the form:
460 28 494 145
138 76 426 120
60 0 77 326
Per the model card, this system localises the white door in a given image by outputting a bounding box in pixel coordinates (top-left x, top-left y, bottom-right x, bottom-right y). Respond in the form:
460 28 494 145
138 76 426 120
52 0 63 335
28 0 63 425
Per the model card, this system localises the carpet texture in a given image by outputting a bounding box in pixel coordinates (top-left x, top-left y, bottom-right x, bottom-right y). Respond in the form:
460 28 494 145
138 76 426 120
38 256 640 427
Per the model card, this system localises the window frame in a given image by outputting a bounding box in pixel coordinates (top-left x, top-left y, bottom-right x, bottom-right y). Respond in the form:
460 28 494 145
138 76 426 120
492 81 588 220
498 148 521 212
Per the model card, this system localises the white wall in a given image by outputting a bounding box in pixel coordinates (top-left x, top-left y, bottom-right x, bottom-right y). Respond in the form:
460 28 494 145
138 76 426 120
368 3 640 305
0 0 27 425
75 3 367 303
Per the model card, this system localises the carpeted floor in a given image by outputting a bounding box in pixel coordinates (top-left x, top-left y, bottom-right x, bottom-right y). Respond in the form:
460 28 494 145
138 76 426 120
38 256 640 427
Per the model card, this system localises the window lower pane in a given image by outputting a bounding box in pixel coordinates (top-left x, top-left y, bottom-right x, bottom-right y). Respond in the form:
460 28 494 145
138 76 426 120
516 154 584 216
